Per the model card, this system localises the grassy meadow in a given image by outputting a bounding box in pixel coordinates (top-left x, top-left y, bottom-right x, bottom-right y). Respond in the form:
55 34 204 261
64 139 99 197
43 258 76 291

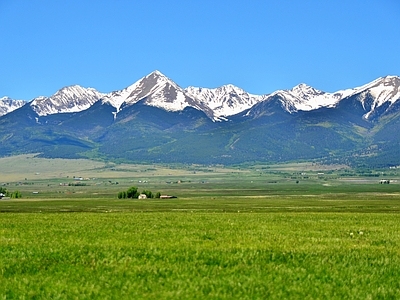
1 155 400 299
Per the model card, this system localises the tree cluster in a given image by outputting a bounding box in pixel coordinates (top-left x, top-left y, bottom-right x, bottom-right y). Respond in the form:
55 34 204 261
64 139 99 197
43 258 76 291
117 186 161 199
0 187 22 198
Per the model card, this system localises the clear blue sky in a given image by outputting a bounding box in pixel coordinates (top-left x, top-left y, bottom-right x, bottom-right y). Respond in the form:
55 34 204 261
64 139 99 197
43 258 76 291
1 0 399 100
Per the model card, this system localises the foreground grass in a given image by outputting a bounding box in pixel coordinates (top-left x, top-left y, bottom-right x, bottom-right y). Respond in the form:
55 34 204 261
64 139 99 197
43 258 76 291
1 207 400 299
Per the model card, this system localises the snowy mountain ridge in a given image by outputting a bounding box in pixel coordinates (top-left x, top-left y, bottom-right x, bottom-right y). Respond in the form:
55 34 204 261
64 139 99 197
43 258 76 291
266 84 353 113
29 85 105 116
251 75 400 119
2 72 400 121
185 84 266 117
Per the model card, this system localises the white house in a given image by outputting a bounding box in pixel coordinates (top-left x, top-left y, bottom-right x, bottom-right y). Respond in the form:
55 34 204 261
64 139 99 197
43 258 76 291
138 194 147 199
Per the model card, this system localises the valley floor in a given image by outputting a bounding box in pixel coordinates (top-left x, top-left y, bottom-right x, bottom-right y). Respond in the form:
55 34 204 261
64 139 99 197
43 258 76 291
1 156 400 298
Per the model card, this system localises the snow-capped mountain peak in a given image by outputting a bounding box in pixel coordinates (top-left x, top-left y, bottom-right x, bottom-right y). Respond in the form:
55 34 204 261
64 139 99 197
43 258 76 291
267 84 339 113
349 75 400 119
290 83 324 98
0 96 26 116
124 70 181 104
101 70 216 119
30 85 104 116
103 70 179 110
185 84 266 117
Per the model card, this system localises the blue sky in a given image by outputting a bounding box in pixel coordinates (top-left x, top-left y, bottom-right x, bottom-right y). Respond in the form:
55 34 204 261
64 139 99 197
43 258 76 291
1 0 399 100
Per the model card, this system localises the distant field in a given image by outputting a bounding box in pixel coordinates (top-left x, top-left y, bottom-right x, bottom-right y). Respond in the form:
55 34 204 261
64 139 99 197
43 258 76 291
0 154 235 182
1 155 400 298
1 154 399 200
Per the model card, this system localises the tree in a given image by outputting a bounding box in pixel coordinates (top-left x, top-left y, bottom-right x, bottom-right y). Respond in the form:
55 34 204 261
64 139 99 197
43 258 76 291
11 191 22 199
155 192 161 198
126 186 139 199
141 190 153 199
0 187 10 197
0 187 7 194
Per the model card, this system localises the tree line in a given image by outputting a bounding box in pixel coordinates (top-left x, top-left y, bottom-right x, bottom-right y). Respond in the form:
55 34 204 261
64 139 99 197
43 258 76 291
117 186 161 199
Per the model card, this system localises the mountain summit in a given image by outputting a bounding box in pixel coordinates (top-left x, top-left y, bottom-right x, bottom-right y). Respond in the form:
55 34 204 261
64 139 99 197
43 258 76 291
30 85 104 116
102 70 215 119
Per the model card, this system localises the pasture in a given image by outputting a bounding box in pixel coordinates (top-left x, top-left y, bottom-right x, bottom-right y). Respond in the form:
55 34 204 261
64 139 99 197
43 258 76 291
1 155 400 298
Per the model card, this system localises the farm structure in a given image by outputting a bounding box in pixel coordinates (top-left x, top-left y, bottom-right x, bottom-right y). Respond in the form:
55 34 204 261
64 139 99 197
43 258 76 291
160 195 177 199
380 180 390 184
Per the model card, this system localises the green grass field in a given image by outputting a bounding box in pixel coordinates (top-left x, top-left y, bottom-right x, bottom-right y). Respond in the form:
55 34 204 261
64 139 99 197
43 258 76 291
1 156 400 299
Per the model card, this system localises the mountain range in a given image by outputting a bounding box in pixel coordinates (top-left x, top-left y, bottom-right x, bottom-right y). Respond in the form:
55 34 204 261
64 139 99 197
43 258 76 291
1 71 400 167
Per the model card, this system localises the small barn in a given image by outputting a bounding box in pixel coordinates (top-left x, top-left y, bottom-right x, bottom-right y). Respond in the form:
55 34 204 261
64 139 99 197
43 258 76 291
138 194 147 199
160 195 177 199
